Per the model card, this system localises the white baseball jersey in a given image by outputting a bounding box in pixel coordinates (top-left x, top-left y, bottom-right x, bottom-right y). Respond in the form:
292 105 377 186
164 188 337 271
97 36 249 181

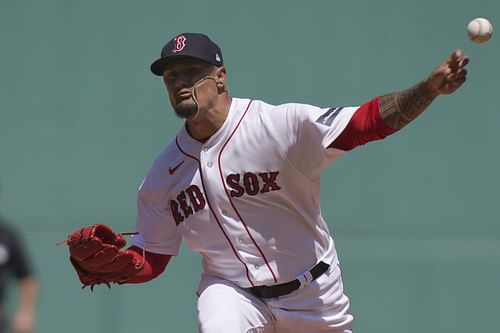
132 97 357 288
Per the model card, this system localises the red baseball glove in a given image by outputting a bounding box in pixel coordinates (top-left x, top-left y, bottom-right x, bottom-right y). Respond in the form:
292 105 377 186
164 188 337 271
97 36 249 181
66 223 144 290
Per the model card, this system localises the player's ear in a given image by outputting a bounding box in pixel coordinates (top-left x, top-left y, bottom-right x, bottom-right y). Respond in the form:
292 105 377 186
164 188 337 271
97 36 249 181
215 66 227 84
215 66 227 92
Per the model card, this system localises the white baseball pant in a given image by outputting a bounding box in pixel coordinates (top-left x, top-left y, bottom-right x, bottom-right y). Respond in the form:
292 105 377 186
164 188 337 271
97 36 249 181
197 263 353 333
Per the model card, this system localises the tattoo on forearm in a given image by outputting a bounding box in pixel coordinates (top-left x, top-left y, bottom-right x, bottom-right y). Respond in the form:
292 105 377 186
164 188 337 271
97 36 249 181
378 81 438 129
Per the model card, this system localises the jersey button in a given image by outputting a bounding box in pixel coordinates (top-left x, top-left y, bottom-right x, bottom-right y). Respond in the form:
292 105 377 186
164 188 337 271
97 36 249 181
203 147 209 152
207 162 213 168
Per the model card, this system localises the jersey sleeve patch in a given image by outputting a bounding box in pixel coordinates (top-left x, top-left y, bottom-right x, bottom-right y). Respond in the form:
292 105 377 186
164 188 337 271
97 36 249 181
316 107 344 126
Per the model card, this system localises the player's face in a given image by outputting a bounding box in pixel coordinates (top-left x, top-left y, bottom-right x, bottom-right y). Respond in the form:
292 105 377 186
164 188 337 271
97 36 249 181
162 58 217 119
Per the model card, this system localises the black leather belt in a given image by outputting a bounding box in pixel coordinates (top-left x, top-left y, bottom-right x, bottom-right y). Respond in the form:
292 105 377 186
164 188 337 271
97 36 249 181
245 261 330 299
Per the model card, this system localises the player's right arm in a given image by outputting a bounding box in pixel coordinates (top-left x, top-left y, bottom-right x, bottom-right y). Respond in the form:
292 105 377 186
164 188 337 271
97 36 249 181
331 49 469 150
378 49 469 130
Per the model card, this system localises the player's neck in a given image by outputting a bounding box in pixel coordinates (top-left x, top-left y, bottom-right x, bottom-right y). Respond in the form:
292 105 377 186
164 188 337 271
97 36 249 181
186 95 232 142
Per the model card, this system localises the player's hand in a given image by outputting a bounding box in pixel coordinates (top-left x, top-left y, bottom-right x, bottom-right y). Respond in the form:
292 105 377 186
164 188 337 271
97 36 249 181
12 308 35 333
425 49 470 95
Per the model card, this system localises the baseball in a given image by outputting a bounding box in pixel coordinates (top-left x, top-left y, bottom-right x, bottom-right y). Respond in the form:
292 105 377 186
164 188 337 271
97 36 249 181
467 18 493 43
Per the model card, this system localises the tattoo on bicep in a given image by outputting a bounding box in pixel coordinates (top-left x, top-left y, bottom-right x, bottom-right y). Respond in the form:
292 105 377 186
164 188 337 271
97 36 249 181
378 81 437 129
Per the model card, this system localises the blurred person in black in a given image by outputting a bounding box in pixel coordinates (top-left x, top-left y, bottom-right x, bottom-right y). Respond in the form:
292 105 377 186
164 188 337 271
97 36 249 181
0 190 38 333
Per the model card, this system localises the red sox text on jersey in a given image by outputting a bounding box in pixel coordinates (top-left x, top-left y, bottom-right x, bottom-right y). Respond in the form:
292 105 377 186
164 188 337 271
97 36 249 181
227 171 281 197
170 171 282 225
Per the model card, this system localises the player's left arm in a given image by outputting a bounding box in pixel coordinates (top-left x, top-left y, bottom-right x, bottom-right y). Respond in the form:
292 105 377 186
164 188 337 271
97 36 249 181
125 246 171 284
379 49 469 129
12 276 39 333
8 228 39 333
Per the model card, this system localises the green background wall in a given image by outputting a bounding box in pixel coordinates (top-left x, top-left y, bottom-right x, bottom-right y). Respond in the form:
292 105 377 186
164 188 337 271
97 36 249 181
1 0 499 332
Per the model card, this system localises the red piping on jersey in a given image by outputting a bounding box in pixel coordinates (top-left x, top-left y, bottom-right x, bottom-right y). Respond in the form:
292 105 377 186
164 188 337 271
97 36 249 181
175 136 255 287
217 100 278 284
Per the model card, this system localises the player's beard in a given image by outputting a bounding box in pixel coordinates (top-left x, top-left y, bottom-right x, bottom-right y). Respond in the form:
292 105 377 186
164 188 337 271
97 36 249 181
173 99 198 119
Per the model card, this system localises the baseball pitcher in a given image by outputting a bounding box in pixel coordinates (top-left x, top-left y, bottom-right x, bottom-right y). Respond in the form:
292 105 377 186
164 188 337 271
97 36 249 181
64 33 469 333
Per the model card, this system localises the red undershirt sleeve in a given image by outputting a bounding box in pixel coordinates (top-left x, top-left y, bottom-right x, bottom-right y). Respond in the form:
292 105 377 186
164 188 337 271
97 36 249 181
329 97 398 151
124 246 172 284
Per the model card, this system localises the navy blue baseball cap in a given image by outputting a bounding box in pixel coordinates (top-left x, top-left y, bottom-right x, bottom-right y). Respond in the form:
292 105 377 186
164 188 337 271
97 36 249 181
150 33 223 76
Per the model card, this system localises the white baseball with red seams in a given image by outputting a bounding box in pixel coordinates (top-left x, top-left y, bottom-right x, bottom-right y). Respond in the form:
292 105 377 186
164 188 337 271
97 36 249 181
132 97 357 288
467 17 493 43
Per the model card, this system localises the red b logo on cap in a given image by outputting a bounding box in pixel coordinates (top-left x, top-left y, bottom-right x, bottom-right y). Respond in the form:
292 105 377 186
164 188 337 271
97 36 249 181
172 35 186 53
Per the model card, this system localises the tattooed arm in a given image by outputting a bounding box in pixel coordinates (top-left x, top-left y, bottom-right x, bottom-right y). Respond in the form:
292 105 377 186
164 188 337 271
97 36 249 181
378 49 469 130
378 81 438 129
329 49 469 150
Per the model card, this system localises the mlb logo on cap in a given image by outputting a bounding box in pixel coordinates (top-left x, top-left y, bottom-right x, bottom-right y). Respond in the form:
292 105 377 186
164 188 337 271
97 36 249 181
150 33 224 76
